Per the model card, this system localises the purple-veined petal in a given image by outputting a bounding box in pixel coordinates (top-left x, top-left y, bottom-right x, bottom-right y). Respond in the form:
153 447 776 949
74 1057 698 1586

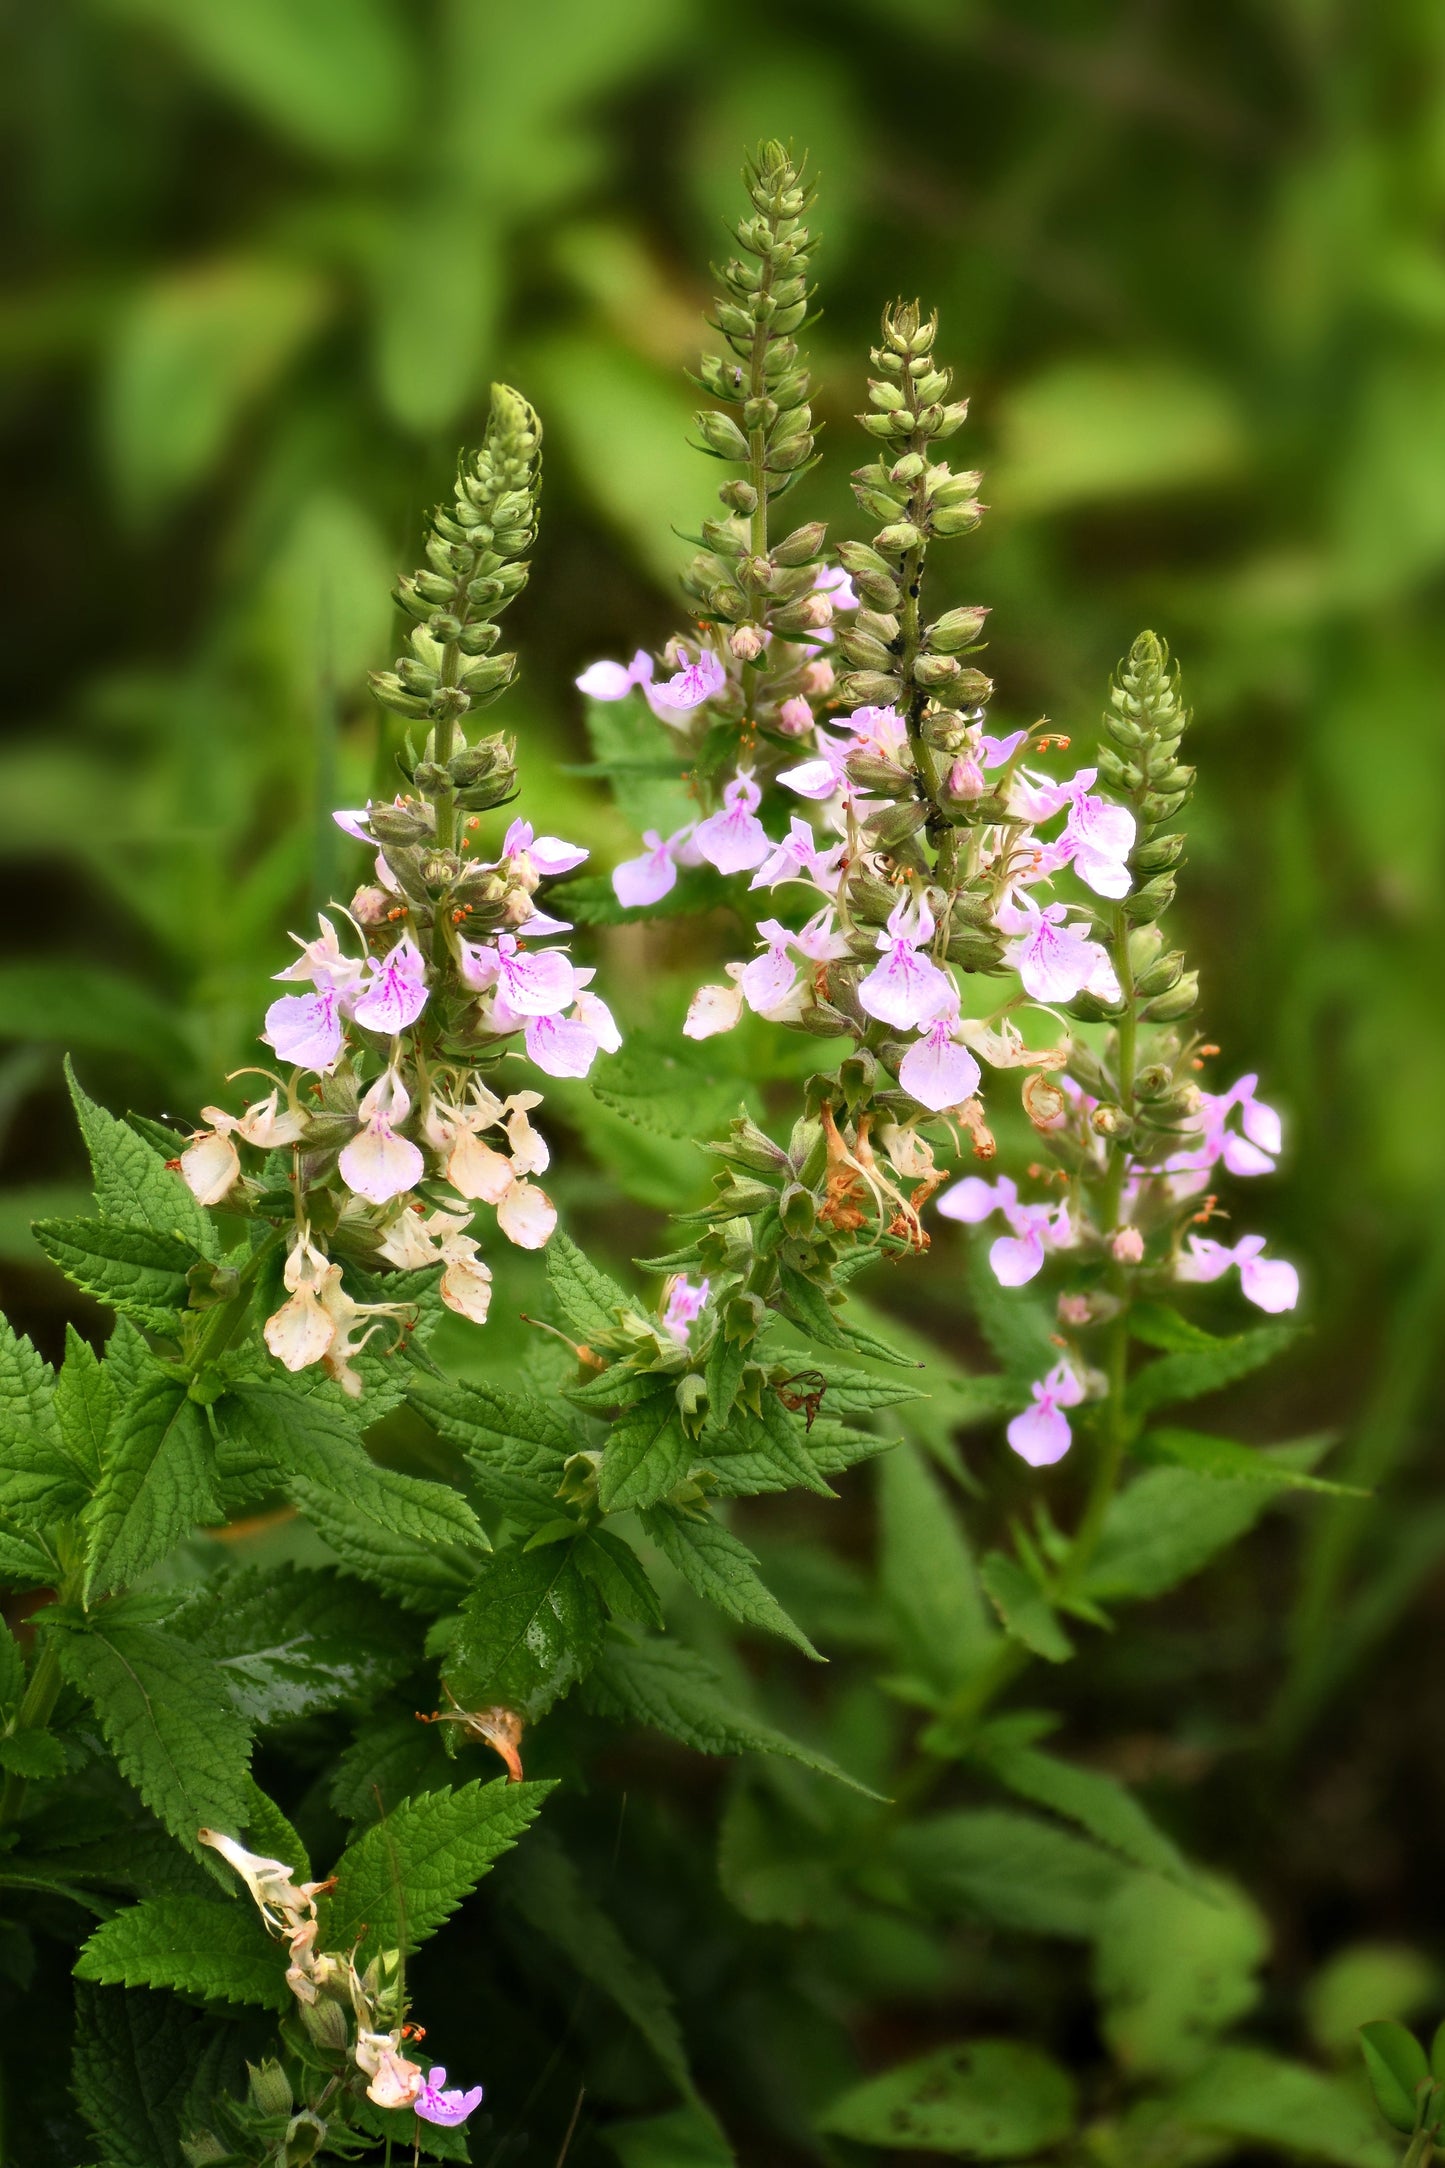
524 1012 599 1078
263 988 343 1073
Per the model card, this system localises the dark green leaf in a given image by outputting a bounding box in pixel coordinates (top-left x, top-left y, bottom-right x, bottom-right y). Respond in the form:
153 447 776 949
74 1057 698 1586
642 1508 822 1658
576 1527 664 1628
601 1388 692 1513
84 1370 219 1598
895 1810 1125 1939
879 1444 994 1692
75 1892 288 2010
177 1565 411 1721
64 1059 217 1256
32 1216 199 1332
546 1230 635 1341
1358 2019 1430 2133
1125 1325 1299 1421
54 1323 113 1486
447 1543 605 1720
980 1551 1073 1662
1139 1426 1363 1495
974 1740 1194 1886
1170 2047 1396 2165
0 1312 86 1522
71 1982 242 2168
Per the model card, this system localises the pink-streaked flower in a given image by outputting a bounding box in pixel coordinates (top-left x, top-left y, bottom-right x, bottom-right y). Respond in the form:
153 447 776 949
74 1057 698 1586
1168 1073 1283 1184
273 914 366 993
525 1012 603 1078
815 563 859 612
1176 1232 1299 1313
693 770 771 874
339 1069 424 1206
496 1179 556 1249
573 977 622 1054
263 1229 340 1373
353 937 429 1036
858 897 955 1031
644 646 727 720
776 744 849 801
356 2034 423 2111
683 982 744 1040
414 2067 484 2129
662 1275 710 1344
575 649 653 701
461 933 576 1017
1007 1362 1086 1467
750 816 843 897
935 1172 1071 1286
738 923 803 1016
898 1016 984 1113
502 818 589 879
263 985 344 1073
996 893 1119 1007
612 823 696 908
845 703 910 761
1060 791 1136 899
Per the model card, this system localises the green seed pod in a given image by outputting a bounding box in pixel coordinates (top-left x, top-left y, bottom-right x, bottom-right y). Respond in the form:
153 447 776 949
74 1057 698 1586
247 2062 294 2119
838 669 903 707
1140 970 1200 1022
779 1183 817 1238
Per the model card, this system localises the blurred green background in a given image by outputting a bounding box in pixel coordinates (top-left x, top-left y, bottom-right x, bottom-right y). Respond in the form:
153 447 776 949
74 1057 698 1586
4 0 1445 2040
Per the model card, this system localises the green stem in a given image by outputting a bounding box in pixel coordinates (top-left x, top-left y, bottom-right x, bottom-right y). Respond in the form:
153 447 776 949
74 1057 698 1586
1403 2132 1436 2168
191 1225 285 1374
431 632 462 855
0 1596 74 1826
895 491 954 883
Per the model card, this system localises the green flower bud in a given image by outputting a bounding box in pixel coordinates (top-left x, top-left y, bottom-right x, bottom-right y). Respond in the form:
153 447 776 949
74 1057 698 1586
927 605 990 652
838 669 903 706
929 501 983 538
779 1183 817 1238
1140 971 1200 1022
247 2061 294 2119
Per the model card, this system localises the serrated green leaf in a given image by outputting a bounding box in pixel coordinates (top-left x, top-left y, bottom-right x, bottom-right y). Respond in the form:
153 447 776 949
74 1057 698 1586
974 1739 1194 1886
601 1389 692 1513
243 1777 309 1878
895 1809 1125 1939
980 1551 1073 1662
642 1508 822 1659
1125 1324 1298 1421
409 1375 578 1523
808 1365 928 1416
1130 1301 1230 1354
592 1034 749 1141
581 690 695 835
576 1527 664 1628
71 1981 244 2168
52 1617 252 1861
546 1231 636 1341
818 2038 1077 2155
329 1714 454 1829
0 1523 58 1587
176 1565 412 1720
0 1731 66 1780
1094 1871 1267 2075
54 1323 112 1486
446 1543 605 1719
1139 1426 1362 1494
880 1443 993 1692
777 1265 921 1368
321 1776 554 1961
1170 2047 1395 2165
505 1829 696 2097
64 1059 217 1256
32 1216 199 1331
583 1638 883 1797
704 1396 838 1499
74 1892 288 2010
1079 1450 1330 1603
0 1312 86 1522
84 1370 219 1598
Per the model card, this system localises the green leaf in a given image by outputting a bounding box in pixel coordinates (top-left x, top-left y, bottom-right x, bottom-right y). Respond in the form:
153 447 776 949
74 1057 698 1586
1093 1871 1268 2076
979 1551 1073 1662
329 1713 454 1829
1307 1944 1440 2059
71 1982 244 2168
603 2103 737 2168
592 1034 751 1142
581 689 695 836
74 1892 288 2010
54 1324 113 1486
32 1216 199 1332
546 1231 635 1341
1080 1466 1280 1602
880 1444 993 1692
583 1638 883 1797
1358 2020 1430 2133
777 1265 921 1368
818 2039 1077 2155
576 1527 664 1628
810 1365 929 1417
1170 2047 1396 2166
64 1060 217 1256
0 1312 86 1523
642 1508 822 1659
53 1616 253 1861
601 1389 692 1513
1130 1301 1230 1354
0 1523 58 1587
446 1544 605 1720
973 1740 1194 1887
1125 1324 1298 1422
966 1245 1059 1379
409 1374 577 1523
0 964 192 1074
505 1830 696 2097
177 1565 412 1721
565 864 738 926
895 1810 1125 1939
321 1776 554 1963
0 1731 66 1780
0 1619 23 1715
705 1397 838 1499
1139 1426 1364 1495
84 1370 219 1598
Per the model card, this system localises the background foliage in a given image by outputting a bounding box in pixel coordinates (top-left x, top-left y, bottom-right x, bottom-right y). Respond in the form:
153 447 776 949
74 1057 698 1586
4 2 1445 2160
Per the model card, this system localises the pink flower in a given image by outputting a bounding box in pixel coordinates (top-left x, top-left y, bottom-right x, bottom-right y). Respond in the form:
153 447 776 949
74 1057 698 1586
738 922 804 1015
1007 1362 1086 1466
575 650 652 701
996 894 1118 1007
612 824 695 908
1061 791 1135 899
898 1016 983 1113
353 937 429 1036
776 745 848 801
662 1275 710 1343
935 1172 1070 1286
461 933 576 1017
496 1179 557 1249
339 1069 424 1206
815 563 859 611
1176 1233 1299 1312
777 695 814 736
263 985 343 1073
644 647 727 720
273 914 365 993
693 770 771 874
683 982 744 1039
858 897 955 1031
845 703 910 760
749 816 843 897
503 818 588 877
525 1012 603 1078
414 2066 484 2129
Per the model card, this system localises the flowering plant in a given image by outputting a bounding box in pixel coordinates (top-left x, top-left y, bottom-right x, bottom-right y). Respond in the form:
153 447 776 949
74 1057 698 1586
0 144 1388 2168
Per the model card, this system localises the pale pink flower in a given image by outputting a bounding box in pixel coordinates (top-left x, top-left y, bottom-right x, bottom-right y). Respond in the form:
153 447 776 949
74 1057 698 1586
683 982 744 1039
644 647 727 719
263 985 344 1073
496 1179 556 1249
414 2067 485 2129
263 1230 340 1373
858 897 955 1031
898 1017 983 1113
339 1069 424 1206
502 818 588 878
460 933 576 1017
525 1012 603 1078
662 1275 710 1344
1176 1232 1299 1313
749 816 843 896
996 894 1118 1007
693 770 771 874
353 937 429 1036
612 824 695 908
777 695 814 736
1008 1362 1086 1466
575 650 653 700
273 914 366 993
936 1172 1070 1286
180 1129 241 1205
